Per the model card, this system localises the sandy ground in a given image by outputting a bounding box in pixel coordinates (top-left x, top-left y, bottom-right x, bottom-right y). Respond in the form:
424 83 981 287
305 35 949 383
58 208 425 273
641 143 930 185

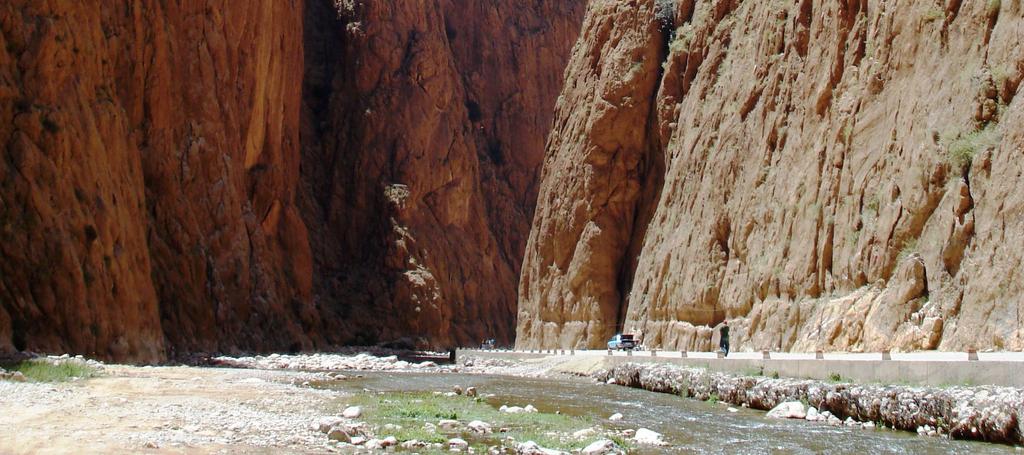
0 365 344 454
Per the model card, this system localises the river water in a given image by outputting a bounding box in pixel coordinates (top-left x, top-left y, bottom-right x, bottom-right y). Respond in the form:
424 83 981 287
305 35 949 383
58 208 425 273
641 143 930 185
338 372 1016 454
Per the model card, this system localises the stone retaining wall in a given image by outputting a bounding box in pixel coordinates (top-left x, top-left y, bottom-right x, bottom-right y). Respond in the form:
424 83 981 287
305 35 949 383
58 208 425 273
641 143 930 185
596 362 1024 446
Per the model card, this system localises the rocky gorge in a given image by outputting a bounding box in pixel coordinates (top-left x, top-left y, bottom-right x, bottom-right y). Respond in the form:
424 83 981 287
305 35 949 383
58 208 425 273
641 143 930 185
0 0 584 360
1 0 1023 363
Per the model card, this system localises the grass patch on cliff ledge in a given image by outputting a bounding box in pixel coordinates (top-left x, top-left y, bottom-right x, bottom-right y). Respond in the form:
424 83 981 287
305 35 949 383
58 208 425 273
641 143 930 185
346 392 602 451
1 359 99 382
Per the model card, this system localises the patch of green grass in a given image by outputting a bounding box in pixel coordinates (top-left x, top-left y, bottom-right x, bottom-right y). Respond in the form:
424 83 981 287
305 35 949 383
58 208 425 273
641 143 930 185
742 366 765 377
346 392 595 451
2 359 98 382
669 25 694 54
943 124 1001 170
897 238 919 263
828 372 843 383
706 393 720 404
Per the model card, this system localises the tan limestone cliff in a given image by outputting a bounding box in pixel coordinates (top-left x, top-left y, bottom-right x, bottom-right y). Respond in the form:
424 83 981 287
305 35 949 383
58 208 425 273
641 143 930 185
518 0 1024 352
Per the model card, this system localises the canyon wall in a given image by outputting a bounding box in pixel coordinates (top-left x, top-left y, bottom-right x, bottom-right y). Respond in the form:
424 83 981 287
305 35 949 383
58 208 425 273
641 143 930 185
0 0 583 361
300 0 584 348
518 0 1024 352
0 0 315 361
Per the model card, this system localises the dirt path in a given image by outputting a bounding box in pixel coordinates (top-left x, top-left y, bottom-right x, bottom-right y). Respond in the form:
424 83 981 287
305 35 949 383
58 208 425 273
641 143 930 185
0 366 344 454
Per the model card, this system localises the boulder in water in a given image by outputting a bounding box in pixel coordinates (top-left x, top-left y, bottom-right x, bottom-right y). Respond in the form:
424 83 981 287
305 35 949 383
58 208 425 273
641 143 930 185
767 401 806 419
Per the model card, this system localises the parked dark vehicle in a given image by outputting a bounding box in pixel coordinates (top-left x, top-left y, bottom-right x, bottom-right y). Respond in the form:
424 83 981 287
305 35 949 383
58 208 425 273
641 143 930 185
481 339 497 350
607 334 636 350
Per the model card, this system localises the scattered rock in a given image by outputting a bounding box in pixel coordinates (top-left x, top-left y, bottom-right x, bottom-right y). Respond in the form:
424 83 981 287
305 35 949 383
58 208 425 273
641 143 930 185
608 413 623 421
401 439 429 449
316 416 344 433
805 407 819 421
767 401 807 420
439 419 461 430
466 386 478 397
342 406 362 419
468 420 492 434
453 385 464 395
516 440 567 455
633 428 666 446
581 439 625 455
449 437 470 450
524 405 538 413
572 428 597 439
727 407 738 413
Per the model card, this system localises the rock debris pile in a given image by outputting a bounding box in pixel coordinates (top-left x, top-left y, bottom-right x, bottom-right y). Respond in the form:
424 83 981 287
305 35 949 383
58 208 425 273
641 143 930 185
594 362 1024 445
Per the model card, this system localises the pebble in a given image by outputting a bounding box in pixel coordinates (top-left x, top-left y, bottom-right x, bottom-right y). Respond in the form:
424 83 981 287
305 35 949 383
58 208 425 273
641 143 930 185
341 406 362 419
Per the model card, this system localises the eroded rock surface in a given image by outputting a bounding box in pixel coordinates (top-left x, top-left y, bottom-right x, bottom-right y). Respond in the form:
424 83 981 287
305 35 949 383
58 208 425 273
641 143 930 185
0 0 584 360
518 0 1024 351
299 0 584 348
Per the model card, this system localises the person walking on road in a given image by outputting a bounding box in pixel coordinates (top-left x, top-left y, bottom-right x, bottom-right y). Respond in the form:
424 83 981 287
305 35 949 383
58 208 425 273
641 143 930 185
719 321 730 357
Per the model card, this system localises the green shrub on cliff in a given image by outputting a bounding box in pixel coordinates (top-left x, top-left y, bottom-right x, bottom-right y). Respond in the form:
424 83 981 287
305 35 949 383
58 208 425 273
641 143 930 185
943 124 1001 170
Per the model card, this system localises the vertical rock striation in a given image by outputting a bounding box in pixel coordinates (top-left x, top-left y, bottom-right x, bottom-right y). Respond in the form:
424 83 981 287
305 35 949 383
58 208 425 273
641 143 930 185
518 0 1024 352
0 0 314 361
0 0 584 360
300 0 584 348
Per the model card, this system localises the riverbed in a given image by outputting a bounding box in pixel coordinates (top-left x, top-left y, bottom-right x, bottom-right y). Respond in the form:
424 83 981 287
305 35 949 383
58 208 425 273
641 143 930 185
336 372 1016 454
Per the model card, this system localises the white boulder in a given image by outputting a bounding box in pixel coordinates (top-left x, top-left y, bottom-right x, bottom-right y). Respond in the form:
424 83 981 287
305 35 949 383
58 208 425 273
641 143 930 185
448 437 469 450
766 401 807 419
468 420 492 434
633 428 666 445
581 439 625 455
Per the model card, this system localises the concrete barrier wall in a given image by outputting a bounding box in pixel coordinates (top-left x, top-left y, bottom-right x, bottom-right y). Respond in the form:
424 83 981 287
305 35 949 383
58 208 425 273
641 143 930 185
457 350 1024 388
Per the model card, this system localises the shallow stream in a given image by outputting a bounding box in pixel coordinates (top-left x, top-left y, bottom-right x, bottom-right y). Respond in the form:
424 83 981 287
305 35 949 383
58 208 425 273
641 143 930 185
334 372 1016 454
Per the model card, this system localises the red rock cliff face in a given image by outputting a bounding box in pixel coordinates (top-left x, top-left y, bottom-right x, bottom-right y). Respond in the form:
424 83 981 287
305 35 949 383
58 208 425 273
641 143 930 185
518 0 1024 352
0 0 583 360
300 0 584 348
0 1 315 361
